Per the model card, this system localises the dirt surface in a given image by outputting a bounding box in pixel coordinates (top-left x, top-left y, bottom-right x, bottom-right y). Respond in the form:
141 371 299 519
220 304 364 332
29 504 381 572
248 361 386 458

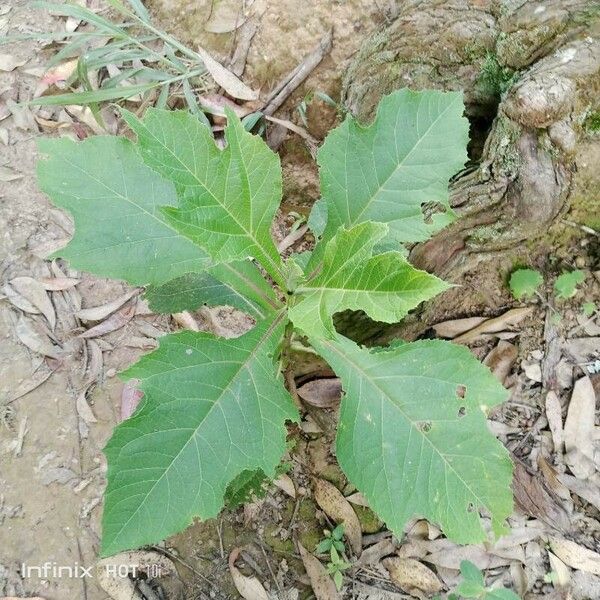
2 1 600 600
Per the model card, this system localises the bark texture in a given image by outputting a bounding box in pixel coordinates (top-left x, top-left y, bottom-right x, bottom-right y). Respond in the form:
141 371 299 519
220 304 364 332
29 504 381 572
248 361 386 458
343 0 600 280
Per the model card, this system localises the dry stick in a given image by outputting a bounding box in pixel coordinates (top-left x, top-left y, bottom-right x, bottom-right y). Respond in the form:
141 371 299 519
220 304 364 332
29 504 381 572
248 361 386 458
228 21 258 77
262 29 333 115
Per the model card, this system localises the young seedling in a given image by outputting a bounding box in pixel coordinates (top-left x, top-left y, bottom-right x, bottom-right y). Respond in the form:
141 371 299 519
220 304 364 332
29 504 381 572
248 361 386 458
37 89 514 556
508 268 543 300
315 523 346 555
326 545 352 591
452 560 520 600
554 270 586 299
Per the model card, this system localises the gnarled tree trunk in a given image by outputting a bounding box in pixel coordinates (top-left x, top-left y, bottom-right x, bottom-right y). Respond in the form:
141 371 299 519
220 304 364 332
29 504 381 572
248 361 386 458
337 0 600 343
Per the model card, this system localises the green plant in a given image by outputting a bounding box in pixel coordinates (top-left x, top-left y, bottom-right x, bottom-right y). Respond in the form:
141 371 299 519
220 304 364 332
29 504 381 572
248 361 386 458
452 560 520 600
13 0 211 118
326 545 352 591
582 301 597 317
509 268 543 300
316 524 346 554
478 53 518 98
554 270 585 299
37 89 513 557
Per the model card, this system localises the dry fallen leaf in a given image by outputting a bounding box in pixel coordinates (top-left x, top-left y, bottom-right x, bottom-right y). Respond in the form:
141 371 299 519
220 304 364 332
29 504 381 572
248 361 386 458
297 378 342 408
76 390 97 424
38 276 80 291
10 276 56 329
273 473 296 498
483 340 518 383
432 317 487 339
228 547 270 600
0 165 23 182
76 289 139 321
0 53 27 71
548 551 571 586
453 307 533 344
383 557 443 598
3 283 39 314
204 0 245 33
549 537 600 575
558 472 600 511
198 46 259 101
298 543 340 600
523 361 542 383
564 376 597 479
40 58 78 86
512 462 570 532
79 302 136 338
120 379 143 421
15 316 62 359
313 478 362 556
545 391 564 452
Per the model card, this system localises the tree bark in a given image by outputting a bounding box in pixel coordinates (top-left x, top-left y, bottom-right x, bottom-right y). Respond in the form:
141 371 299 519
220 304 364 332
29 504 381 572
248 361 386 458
329 0 600 346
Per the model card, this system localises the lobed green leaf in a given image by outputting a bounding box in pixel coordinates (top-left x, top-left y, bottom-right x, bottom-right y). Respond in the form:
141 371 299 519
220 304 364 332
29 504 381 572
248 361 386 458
122 108 285 285
311 335 513 544
314 89 469 255
102 314 298 556
37 136 210 286
289 222 448 338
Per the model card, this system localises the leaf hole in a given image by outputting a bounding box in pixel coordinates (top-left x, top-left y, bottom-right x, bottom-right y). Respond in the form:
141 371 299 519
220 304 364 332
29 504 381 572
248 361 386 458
458 406 466 418
467 502 475 513
456 385 466 399
418 421 432 433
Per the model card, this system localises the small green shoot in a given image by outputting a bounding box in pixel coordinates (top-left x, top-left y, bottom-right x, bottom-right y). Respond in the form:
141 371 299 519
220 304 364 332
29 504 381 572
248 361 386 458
315 523 346 554
297 90 340 126
325 545 352 591
554 270 585 299
509 268 543 300
455 561 520 600
582 301 597 317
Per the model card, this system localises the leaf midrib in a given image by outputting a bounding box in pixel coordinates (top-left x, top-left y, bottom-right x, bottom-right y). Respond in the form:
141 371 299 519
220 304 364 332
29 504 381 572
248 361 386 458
321 338 493 516
347 97 459 225
107 313 286 547
134 116 283 282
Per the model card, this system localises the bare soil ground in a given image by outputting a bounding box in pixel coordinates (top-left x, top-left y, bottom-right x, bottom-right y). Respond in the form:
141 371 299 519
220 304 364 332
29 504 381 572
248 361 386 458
1 1 600 599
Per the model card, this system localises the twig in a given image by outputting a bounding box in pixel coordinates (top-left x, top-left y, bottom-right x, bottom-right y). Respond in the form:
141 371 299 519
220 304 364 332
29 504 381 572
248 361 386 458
262 30 333 115
562 218 600 238
228 22 258 77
